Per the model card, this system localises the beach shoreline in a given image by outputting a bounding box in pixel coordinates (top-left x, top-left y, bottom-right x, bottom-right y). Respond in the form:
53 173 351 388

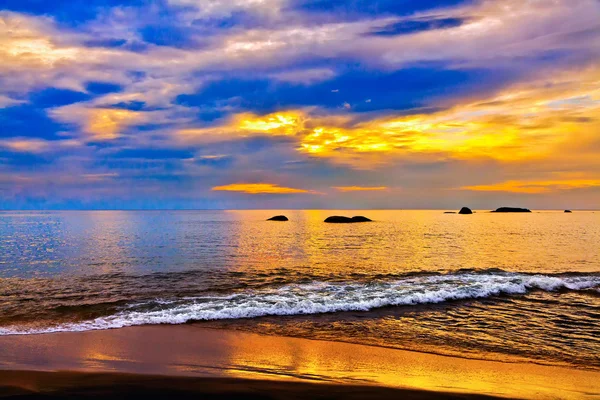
0 370 503 400
0 325 598 399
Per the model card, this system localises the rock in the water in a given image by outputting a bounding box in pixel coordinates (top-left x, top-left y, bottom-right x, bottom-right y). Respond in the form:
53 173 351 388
444 211 456 214
564 210 572 213
492 207 531 213
458 207 473 215
324 215 372 223
267 215 289 221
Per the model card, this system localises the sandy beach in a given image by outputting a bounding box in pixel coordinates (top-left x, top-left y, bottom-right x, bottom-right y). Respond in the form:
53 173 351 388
0 370 503 400
1 325 598 399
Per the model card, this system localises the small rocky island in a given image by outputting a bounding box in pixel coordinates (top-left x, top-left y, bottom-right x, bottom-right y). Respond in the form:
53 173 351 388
459 207 473 214
267 215 289 221
492 207 531 213
324 216 372 223
564 210 572 213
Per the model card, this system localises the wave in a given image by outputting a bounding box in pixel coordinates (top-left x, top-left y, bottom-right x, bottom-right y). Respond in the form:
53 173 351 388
1 272 598 335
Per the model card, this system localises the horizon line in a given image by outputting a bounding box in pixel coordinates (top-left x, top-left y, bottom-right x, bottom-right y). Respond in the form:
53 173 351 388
0 208 596 212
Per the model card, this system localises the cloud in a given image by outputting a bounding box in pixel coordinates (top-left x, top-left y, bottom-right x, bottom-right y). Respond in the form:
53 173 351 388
178 64 600 169
0 95 24 108
1 0 600 208
178 110 307 140
0 13 79 67
168 0 285 19
368 17 468 37
0 138 50 153
270 68 337 85
462 179 600 194
50 106 149 140
211 182 313 194
333 186 388 192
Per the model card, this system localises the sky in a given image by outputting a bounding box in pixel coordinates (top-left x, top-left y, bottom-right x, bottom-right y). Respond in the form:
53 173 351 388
1 0 599 209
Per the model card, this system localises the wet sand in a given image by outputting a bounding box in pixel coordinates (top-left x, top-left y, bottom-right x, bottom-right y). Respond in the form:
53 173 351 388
0 325 598 399
0 371 502 399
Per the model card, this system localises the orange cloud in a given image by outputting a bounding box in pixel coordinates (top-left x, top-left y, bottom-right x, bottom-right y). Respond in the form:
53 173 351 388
211 183 313 194
51 106 148 140
0 138 81 153
333 186 388 192
0 139 49 153
236 112 303 135
178 66 600 170
179 111 306 139
85 108 145 140
462 179 600 194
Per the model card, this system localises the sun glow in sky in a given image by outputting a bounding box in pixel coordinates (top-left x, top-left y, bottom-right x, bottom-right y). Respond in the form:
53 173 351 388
0 0 599 209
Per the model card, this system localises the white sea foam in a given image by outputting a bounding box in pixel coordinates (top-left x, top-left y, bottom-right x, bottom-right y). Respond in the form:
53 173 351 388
1 273 598 336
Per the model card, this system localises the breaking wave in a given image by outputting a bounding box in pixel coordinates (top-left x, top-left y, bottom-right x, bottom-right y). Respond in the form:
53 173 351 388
1 272 598 335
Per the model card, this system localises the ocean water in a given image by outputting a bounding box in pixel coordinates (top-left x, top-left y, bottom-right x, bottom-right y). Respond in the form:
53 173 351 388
0 210 599 370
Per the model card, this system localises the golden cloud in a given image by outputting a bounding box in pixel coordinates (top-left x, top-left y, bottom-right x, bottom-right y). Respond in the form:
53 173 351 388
235 112 303 135
0 138 49 153
462 179 600 194
179 111 306 139
179 66 600 171
333 186 388 192
51 106 147 140
85 108 145 140
211 183 313 194
0 13 80 70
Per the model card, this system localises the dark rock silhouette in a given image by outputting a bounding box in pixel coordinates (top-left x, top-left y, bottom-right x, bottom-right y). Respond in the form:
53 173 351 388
444 212 456 214
324 216 372 223
350 216 372 222
459 207 473 215
564 210 572 213
492 207 531 213
267 215 289 221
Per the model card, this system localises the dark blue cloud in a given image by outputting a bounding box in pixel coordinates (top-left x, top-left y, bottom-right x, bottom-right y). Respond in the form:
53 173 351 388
82 35 152 53
113 148 195 160
0 152 52 167
85 82 123 95
292 0 473 20
0 86 126 141
1 0 149 25
195 155 234 169
191 12 250 30
126 71 148 81
93 158 187 173
176 66 500 115
87 147 194 181
0 104 71 140
195 110 229 123
139 8 276 49
369 17 467 36
121 41 152 53
190 10 270 33
140 25 199 48
108 101 147 111
82 38 128 48
135 123 174 132
29 88 91 108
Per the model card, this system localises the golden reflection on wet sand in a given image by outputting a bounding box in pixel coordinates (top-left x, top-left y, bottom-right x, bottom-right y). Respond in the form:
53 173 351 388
0 325 597 399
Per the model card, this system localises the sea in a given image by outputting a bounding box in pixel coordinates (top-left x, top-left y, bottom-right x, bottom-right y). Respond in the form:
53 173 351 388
0 210 598 370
